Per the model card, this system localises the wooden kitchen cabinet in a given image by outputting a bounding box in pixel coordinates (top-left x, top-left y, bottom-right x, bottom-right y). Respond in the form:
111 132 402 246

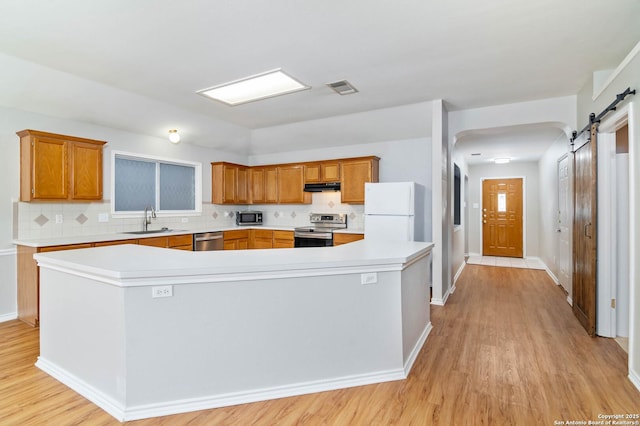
340 156 380 204
211 162 250 204
333 233 364 246
277 165 311 204
305 161 341 183
223 229 249 250
137 234 194 250
250 167 278 204
249 229 273 249
272 230 294 248
18 129 106 202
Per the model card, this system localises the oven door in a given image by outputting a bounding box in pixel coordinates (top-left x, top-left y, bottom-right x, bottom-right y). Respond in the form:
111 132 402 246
294 235 333 248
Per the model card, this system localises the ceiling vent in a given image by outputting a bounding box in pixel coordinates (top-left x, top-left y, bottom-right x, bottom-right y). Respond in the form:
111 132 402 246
326 80 358 95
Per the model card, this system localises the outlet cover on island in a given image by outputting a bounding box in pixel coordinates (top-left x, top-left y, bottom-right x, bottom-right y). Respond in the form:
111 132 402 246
55 214 63 224
152 286 173 298
361 272 377 285
98 213 109 223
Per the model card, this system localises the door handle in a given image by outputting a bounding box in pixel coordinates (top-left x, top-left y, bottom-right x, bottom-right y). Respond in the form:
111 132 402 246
483 220 487 224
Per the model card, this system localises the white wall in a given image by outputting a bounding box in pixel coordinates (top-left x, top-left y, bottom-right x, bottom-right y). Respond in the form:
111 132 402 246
250 137 432 242
467 161 540 257
451 151 467 286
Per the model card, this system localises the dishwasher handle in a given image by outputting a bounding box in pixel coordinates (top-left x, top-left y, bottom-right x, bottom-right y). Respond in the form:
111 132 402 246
194 234 223 242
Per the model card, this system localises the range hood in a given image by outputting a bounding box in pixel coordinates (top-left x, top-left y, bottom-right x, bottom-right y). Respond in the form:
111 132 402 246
304 182 341 192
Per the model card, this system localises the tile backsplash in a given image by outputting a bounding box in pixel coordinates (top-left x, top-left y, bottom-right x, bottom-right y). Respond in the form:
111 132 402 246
14 191 364 240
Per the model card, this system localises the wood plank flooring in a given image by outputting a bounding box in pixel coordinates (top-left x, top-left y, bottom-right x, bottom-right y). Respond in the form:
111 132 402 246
1 265 638 425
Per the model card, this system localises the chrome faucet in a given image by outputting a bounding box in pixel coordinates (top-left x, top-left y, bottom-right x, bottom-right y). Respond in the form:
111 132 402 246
143 206 156 231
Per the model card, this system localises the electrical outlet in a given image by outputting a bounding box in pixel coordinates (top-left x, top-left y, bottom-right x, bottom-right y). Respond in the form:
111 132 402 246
55 214 63 224
181 217 189 223
98 213 109 223
152 285 173 298
361 272 378 285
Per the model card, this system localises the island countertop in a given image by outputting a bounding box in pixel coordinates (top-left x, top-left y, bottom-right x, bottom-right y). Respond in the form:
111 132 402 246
34 239 434 284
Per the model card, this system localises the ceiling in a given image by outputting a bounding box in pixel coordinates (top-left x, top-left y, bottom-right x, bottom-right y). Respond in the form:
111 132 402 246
0 0 638 156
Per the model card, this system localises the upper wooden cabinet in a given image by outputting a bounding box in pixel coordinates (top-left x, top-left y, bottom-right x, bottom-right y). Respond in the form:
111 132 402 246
212 156 378 205
18 130 106 202
211 162 250 204
340 156 380 204
250 166 278 204
305 161 341 183
277 165 311 204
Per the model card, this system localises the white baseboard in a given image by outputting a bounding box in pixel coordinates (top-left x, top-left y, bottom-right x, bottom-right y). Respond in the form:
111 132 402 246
454 262 465 285
567 296 573 306
403 322 433 376
431 284 453 306
545 267 559 285
0 312 17 323
629 368 640 393
37 354 409 422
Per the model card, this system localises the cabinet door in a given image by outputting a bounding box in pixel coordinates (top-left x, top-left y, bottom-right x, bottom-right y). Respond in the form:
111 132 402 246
265 167 278 203
32 136 68 200
273 230 294 248
341 158 379 204
277 165 310 204
138 237 169 248
321 162 341 182
223 165 237 203
237 167 250 204
70 141 103 200
250 229 273 249
333 233 364 246
250 168 266 204
305 163 321 183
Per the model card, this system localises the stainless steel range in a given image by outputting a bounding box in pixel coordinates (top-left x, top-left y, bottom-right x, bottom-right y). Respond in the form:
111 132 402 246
294 213 347 247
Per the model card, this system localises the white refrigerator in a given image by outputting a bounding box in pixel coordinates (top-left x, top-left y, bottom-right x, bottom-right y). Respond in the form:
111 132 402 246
364 182 421 241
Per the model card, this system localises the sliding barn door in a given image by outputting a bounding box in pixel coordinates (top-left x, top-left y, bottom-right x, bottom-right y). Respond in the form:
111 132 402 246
572 125 598 336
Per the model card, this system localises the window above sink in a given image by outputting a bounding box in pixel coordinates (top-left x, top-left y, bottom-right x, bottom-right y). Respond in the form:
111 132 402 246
112 151 202 218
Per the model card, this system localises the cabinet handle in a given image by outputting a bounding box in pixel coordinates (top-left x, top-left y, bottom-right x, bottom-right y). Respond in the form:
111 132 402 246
584 223 592 238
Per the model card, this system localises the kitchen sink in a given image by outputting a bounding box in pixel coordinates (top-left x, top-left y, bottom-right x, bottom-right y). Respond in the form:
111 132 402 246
123 228 184 235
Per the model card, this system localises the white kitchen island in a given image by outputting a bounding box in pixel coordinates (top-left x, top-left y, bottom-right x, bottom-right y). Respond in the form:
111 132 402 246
34 240 434 422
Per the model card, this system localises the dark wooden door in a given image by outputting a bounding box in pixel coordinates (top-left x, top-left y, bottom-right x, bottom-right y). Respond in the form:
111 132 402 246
482 178 523 257
572 124 598 336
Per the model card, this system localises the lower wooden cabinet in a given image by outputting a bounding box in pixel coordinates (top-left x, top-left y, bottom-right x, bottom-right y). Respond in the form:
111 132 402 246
138 234 193 250
250 229 273 249
273 230 294 248
223 230 250 250
226 229 295 249
333 233 364 246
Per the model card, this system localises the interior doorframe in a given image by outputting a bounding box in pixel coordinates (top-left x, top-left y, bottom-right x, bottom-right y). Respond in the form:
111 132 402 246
479 175 526 258
557 152 573 305
596 103 634 345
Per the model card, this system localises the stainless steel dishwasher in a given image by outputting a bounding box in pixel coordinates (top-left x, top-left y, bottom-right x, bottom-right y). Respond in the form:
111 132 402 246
193 231 223 251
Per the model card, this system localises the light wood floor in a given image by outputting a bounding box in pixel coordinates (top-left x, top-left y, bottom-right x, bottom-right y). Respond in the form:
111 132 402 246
1 265 639 425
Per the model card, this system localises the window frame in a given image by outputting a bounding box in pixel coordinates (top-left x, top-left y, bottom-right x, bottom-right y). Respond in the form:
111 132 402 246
111 150 202 218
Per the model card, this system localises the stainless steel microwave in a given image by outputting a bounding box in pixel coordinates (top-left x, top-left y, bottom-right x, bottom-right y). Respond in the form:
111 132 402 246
235 211 263 226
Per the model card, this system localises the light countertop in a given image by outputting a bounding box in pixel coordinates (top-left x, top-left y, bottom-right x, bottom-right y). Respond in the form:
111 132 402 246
34 239 434 285
14 226 365 248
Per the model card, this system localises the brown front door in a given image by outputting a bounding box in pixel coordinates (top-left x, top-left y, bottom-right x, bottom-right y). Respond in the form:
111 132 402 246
482 178 523 257
572 125 598 336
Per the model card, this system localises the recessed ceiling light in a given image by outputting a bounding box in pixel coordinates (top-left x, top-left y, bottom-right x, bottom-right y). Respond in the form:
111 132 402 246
494 158 511 164
197 69 310 106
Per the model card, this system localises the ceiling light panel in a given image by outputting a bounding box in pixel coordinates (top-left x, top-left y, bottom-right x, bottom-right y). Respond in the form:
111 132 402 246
197 69 310 106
